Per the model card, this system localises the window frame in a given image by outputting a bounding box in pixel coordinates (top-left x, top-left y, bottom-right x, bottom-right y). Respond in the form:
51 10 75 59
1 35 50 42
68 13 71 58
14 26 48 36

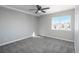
51 15 72 31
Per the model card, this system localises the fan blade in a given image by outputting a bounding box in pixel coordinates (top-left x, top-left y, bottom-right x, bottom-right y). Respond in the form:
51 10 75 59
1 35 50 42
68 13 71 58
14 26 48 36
36 5 40 8
36 5 41 10
41 10 46 13
35 10 38 14
42 7 49 10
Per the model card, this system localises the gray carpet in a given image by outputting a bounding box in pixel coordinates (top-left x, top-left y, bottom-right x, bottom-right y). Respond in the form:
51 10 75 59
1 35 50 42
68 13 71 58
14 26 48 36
0 36 75 53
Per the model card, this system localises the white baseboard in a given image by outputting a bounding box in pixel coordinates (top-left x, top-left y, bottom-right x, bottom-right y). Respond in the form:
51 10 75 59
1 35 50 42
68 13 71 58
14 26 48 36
0 35 74 47
0 35 32 46
39 35 74 42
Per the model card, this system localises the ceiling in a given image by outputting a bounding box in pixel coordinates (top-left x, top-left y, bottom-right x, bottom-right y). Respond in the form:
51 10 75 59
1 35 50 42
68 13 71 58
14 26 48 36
1 5 75 16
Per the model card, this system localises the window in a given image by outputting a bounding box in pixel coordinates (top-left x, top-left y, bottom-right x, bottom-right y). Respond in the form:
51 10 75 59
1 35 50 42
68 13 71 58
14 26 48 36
51 15 71 31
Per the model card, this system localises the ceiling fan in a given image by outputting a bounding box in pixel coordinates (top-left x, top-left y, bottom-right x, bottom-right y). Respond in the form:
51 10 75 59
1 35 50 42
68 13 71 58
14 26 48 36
29 5 50 14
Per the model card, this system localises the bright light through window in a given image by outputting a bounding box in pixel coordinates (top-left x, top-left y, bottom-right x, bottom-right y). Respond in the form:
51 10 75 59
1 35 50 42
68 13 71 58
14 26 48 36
51 16 71 31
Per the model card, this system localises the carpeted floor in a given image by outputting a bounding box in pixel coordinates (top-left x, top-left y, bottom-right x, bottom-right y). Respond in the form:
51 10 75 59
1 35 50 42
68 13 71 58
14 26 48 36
0 36 75 53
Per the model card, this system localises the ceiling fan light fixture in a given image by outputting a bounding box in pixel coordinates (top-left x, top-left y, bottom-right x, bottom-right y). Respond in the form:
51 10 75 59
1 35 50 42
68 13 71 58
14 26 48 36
29 5 50 14
38 10 41 12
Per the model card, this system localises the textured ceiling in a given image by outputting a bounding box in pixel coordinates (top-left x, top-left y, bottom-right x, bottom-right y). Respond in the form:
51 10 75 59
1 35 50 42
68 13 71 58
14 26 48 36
1 5 75 16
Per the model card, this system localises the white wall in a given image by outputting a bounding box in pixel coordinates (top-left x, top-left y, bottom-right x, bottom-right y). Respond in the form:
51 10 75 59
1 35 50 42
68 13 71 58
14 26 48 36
0 6 37 45
38 9 75 42
75 6 79 52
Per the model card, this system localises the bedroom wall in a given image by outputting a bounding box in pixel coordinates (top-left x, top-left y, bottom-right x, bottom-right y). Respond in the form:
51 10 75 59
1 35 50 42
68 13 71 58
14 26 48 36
0 6 37 45
38 9 75 42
